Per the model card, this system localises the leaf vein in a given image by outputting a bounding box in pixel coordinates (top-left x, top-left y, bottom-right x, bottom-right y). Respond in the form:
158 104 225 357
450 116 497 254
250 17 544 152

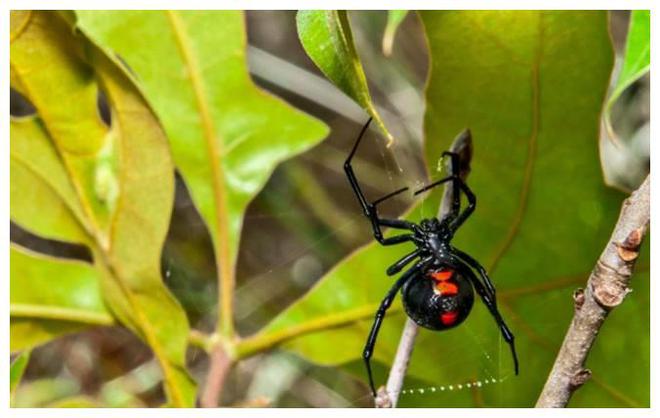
10 151 91 240
11 303 114 325
165 10 235 337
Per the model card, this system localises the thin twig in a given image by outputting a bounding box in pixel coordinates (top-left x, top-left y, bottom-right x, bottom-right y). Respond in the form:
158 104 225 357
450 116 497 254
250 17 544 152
536 175 649 407
200 345 233 408
374 319 419 407
375 130 473 408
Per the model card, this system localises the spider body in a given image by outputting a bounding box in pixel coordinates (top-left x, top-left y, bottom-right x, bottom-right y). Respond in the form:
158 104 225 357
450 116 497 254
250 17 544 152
402 266 474 330
345 119 518 397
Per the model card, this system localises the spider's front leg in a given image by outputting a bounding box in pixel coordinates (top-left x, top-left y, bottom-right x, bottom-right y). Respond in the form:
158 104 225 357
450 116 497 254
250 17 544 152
448 178 476 231
439 151 477 230
363 256 433 397
442 151 462 217
413 151 476 230
344 118 418 246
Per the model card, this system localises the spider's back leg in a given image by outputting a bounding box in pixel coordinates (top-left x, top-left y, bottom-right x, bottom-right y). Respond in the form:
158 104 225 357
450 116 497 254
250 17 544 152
363 256 432 396
455 260 518 375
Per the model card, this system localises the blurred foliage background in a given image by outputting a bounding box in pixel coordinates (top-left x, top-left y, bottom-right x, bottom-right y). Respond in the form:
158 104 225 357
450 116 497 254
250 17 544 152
10 10 649 407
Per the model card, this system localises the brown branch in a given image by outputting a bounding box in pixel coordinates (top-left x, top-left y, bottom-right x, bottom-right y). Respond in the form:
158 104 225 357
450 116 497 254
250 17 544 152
200 345 233 407
536 175 649 408
375 129 473 408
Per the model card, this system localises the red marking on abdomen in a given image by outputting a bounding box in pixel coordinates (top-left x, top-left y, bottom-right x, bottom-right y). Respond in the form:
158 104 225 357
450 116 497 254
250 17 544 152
441 311 459 326
436 281 458 295
430 269 453 282
430 269 458 296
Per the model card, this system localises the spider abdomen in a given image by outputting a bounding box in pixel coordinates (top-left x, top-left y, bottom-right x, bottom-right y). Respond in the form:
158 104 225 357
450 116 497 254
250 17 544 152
401 267 474 331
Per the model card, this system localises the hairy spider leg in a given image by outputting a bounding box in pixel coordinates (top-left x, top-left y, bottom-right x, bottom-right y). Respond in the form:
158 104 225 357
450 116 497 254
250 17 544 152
344 118 417 246
363 256 434 396
455 261 519 375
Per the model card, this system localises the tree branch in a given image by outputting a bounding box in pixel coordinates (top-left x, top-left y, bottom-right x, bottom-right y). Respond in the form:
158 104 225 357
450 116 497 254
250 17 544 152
200 344 233 407
375 130 473 408
536 175 649 407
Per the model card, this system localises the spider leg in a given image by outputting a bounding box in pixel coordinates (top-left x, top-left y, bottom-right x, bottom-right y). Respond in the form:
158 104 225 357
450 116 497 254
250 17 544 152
378 233 414 246
452 247 496 299
455 260 519 376
386 249 421 276
414 174 475 228
344 118 417 245
363 256 432 396
449 178 476 231
413 150 462 204
442 151 462 217
413 151 476 230
412 175 455 196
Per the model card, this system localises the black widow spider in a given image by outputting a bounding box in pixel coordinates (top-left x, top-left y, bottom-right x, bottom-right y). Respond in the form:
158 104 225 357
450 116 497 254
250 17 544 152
344 118 519 396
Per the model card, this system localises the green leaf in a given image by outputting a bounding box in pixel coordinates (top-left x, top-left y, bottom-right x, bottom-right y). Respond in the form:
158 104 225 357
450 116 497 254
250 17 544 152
10 13 114 234
10 13 106 156
74 10 329 338
10 245 112 352
607 10 650 113
10 11 196 406
10 350 31 404
296 10 393 145
244 11 648 407
10 117 89 244
382 11 408 56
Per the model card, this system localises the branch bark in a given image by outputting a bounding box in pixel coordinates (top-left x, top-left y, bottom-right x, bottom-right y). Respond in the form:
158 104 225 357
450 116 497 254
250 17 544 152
375 130 473 408
536 175 649 407
200 344 233 407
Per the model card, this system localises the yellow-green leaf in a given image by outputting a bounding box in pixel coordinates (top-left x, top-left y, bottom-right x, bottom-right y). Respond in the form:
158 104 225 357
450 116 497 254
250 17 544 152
10 11 196 406
74 10 329 338
10 11 114 234
10 245 112 352
11 117 89 244
10 13 106 156
296 10 393 145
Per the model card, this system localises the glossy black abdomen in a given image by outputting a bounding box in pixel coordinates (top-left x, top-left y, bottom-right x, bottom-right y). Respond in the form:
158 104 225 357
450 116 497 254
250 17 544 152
401 267 474 331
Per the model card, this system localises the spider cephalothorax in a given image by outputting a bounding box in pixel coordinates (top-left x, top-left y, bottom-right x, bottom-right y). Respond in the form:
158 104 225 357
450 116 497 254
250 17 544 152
344 118 519 396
